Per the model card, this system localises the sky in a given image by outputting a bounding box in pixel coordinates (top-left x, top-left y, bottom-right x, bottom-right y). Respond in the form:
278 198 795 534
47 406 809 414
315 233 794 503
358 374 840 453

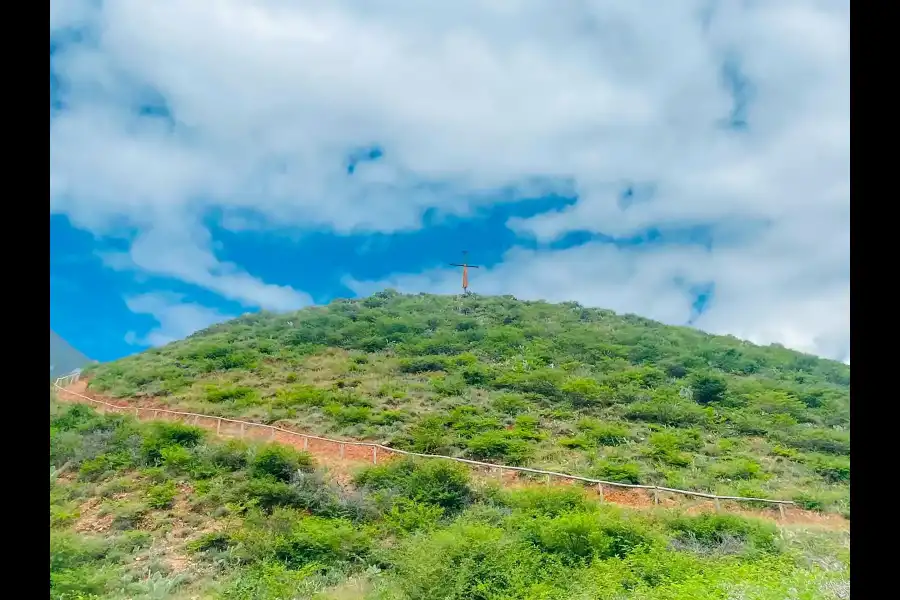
49 0 850 364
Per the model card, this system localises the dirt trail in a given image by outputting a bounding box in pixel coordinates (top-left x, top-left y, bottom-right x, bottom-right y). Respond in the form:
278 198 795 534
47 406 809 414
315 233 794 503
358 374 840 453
54 380 849 531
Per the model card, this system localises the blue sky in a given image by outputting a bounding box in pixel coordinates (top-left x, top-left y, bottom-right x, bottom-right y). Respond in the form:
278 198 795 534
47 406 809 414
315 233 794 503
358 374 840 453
49 1 849 363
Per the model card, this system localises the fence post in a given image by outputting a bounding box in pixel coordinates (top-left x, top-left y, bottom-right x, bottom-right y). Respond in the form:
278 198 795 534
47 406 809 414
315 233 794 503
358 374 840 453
498 467 503 480
216 418 222 435
597 483 604 502
134 407 139 418
153 410 159 419
653 487 660 505
714 497 721 512
545 474 550 487
372 446 378 464
303 436 309 450
240 423 245 438
340 443 345 460
778 504 786 521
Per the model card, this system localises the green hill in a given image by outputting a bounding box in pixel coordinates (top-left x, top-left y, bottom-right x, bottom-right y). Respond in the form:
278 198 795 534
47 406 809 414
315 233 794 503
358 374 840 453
83 291 850 514
49 400 850 600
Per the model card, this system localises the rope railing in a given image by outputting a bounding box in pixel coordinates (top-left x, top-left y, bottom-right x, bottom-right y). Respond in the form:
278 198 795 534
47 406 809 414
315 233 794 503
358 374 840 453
52 374 794 511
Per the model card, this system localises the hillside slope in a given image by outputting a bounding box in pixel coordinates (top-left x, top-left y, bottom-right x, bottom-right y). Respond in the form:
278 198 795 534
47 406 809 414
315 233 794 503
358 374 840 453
50 400 850 600
84 291 850 514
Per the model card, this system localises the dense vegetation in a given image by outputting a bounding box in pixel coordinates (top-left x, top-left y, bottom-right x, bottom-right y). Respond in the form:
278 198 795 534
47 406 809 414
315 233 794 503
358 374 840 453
84 291 850 514
50 401 849 600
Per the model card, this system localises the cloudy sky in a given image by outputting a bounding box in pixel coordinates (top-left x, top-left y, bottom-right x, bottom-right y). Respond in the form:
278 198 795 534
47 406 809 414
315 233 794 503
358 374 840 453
49 0 850 364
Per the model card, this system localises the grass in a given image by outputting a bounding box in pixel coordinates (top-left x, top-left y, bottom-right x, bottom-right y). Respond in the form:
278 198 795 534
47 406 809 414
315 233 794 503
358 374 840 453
50 401 849 599
82 291 850 514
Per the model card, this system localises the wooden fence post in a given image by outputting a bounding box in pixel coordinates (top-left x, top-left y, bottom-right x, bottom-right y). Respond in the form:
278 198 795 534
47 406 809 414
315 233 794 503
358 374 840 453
270 427 276 440
239 423 245 438
303 436 309 450
372 446 378 464
597 483 604 502
714 497 721 512
153 410 159 419
545 474 550 487
653 487 660 505
340 443 345 460
216 418 222 435
778 504 786 521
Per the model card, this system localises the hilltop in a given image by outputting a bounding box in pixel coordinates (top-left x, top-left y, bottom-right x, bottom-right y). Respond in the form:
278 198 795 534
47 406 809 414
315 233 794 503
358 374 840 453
82 291 850 515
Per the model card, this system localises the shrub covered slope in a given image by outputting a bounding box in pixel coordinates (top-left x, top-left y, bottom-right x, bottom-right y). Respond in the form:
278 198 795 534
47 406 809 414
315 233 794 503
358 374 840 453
50 401 849 600
84 291 850 513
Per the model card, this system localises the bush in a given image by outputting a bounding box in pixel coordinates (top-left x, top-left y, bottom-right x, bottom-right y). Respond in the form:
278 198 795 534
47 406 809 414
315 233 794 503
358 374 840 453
230 509 371 569
667 513 779 555
324 403 372 426
577 419 631 446
561 377 604 407
141 422 205 465
251 445 315 482
593 460 642 484
520 511 658 565
465 430 533 465
501 487 593 517
712 458 763 481
146 481 178 509
812 456 850 483
625 401 707 427
209 439 251 471
384 497 445 533
206 385 257 404
691 373 728 405
355 458 473 513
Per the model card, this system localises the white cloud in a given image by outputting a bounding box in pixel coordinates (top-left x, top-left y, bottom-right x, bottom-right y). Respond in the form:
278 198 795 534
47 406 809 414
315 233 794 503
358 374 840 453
50 0 849 360
125 293 233 347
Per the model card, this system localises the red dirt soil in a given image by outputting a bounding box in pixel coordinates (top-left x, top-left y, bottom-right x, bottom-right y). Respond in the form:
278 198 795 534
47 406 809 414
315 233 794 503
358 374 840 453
54 380 849 531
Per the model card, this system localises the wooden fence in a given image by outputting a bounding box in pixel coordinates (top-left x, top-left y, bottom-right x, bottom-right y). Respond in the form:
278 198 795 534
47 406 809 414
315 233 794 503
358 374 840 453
52 374 794 515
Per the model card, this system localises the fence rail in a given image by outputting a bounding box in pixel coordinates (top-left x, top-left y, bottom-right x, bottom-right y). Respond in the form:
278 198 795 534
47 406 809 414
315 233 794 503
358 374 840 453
52 374 794 510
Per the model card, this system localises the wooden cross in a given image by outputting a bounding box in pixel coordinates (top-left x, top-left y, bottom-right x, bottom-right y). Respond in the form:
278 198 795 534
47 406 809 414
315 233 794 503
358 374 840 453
449 251 481 294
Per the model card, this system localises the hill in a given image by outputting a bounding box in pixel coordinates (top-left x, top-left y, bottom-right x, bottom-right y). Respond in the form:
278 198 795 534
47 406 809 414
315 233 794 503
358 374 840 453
50 329 93 380
49 399 849 599
82 291 850 515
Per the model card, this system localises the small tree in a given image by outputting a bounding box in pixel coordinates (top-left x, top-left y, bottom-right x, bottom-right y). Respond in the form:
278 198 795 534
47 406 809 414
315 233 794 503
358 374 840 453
691 373 727 405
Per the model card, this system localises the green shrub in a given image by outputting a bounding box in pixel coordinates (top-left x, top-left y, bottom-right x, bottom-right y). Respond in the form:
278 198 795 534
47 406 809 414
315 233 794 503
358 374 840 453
593 460 642 484
625 401 707 427
812 456 850 483
251 444 314 482
519 510 658 565
399 356 448 373
146 481 178 509
491 394 529 415
230 509 371 569
324 403 372 426
779 428 850 455
384 497 445 533
206 385 257 404
691 373 728 405
667 513 779 555
501 487 593 517
355 458 473 513
465 430 533 465
577 419 631 446
273 385 329 408
712 458 763 481
209 439 251 471
141 422 205 465
561 377 604 406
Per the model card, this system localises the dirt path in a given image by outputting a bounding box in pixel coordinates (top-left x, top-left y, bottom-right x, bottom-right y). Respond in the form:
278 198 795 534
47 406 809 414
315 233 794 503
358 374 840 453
53 380 849 531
